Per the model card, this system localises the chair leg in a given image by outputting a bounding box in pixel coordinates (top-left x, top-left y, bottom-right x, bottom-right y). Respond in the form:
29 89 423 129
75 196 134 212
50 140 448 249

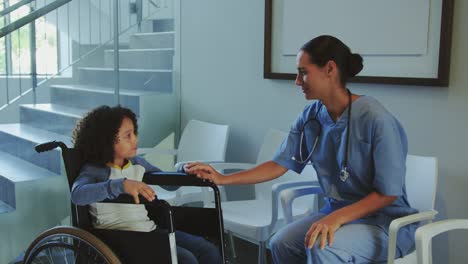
258 241 266 264
227 232 237 259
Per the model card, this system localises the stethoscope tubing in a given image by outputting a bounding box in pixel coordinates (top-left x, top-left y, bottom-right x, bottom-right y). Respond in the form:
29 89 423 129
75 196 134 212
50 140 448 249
293 89 353 181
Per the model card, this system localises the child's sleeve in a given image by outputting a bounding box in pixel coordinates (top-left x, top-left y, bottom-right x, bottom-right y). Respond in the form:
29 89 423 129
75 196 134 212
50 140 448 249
133 156 162 172
133 156 179 191
71 165 125 205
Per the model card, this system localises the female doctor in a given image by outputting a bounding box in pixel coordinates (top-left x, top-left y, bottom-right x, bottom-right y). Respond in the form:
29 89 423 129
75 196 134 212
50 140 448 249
185 35 418 263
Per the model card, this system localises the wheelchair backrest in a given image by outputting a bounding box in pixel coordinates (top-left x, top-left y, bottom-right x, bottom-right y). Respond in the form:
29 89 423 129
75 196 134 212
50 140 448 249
60 147 94 230
61 147 84 190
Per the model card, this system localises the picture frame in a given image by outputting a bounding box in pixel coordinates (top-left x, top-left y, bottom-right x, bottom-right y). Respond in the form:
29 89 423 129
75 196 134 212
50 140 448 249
264 0 454 86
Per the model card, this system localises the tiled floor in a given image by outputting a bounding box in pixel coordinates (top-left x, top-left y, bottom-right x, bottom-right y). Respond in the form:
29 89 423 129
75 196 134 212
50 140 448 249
11 235 272 264
226 237 273 264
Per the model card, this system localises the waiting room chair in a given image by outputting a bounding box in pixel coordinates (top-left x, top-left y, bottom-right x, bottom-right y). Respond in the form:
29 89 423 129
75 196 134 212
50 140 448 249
280 154 439 264
210 129 319 264
415 218 468 264
141 119 229 206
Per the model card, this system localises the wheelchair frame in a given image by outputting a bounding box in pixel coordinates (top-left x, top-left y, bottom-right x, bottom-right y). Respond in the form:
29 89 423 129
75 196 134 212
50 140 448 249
23 141 227 264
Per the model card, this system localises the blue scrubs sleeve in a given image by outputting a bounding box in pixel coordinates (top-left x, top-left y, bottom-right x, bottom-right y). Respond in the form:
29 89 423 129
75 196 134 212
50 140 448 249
372 117 408 196
273 103 321 174
272 129 305 174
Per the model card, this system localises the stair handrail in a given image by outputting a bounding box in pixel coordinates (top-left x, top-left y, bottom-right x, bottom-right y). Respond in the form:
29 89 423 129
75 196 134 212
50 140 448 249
0 0 166 111
0 0 34 17
0 0 71 38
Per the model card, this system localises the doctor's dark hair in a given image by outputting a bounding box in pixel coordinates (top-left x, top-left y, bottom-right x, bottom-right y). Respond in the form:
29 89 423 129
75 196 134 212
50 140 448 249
301 35 363 85
72 105 138 166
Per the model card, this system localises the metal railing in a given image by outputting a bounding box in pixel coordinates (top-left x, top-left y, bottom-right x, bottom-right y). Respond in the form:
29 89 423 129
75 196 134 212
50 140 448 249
0 0 71 38
0 0 34 17
0 0 165 110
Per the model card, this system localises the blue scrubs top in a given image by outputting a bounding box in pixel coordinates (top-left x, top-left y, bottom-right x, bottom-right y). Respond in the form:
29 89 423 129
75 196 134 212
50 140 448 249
272 96 418 255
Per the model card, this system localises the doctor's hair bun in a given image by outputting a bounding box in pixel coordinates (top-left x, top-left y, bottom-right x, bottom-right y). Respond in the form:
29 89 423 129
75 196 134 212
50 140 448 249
348 53 363 77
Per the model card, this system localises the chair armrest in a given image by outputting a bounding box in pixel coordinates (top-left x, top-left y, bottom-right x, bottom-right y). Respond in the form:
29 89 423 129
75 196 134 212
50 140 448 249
272 180 320 193
210 162 255 171
268 181 321 232
138 147 178 156
386 210 438 264
416 219 468 264
416 219 468 239
279 185 323 224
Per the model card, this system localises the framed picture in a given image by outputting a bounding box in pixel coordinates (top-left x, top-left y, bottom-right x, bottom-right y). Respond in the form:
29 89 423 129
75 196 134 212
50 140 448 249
264 0 454 86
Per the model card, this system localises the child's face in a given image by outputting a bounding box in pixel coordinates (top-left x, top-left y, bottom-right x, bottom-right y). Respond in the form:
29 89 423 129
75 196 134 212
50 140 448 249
114 117 138 163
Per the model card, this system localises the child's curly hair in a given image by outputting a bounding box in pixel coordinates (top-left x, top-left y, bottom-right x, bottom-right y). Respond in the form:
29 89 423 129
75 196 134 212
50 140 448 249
72 105 138 166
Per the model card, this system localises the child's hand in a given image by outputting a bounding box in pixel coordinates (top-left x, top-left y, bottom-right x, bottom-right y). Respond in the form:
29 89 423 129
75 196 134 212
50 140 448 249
123 179 156 204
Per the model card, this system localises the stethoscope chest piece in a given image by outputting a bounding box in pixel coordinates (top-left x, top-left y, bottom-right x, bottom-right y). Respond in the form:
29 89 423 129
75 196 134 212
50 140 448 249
340 167 350 182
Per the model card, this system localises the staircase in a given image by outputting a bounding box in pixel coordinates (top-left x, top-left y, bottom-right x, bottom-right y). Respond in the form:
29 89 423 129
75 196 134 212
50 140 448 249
0 18 178 263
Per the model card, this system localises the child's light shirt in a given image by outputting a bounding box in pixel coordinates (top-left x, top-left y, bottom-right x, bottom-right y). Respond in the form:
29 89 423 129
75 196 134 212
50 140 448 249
89 160 156 232
71 156 178 232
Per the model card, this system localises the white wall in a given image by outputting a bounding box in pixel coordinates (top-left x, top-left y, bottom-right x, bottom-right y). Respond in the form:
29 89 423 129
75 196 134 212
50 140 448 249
180 0 468 263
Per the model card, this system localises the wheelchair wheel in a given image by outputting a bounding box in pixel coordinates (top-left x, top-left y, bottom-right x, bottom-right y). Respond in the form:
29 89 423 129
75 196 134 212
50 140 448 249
23 226 121 264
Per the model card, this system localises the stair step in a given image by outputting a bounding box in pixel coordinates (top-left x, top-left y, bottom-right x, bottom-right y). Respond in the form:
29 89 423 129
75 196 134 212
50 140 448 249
20 104 85 136
50 84 158 96
78 67 172 92
0 150 69 263
0 151 60 182
0 200 14 214
130 32 175 49
0 148 60 213
141 18 174 32
0 123 70 174
104 48 174 69
0 151 62 212
50 84 158 116
0 123 71 148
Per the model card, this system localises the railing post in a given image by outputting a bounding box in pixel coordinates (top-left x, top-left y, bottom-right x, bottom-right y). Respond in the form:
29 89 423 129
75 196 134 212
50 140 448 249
113 0 120 105
136 0 142 31
4 0 11 104
29 6 37 104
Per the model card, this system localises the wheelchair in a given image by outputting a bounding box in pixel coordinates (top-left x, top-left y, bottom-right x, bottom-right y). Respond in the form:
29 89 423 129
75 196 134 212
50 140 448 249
22 141 227 264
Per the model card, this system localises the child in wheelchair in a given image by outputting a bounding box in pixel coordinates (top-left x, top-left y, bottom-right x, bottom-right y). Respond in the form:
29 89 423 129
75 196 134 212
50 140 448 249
71 105 222 264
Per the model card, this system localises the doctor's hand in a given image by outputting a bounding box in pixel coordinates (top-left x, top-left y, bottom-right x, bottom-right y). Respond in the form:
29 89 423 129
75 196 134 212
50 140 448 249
123 179 156 204
305 213 343 250
184 162 224 185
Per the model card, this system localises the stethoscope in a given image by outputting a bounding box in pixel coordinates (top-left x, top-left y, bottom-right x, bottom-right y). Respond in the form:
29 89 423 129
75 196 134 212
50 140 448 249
292 89 352 182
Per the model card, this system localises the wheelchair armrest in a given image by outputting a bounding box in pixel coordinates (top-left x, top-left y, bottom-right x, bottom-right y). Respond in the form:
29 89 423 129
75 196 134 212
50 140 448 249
143 172 216 187
143 172 224 208
174 160 225 172
101 194 159 205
